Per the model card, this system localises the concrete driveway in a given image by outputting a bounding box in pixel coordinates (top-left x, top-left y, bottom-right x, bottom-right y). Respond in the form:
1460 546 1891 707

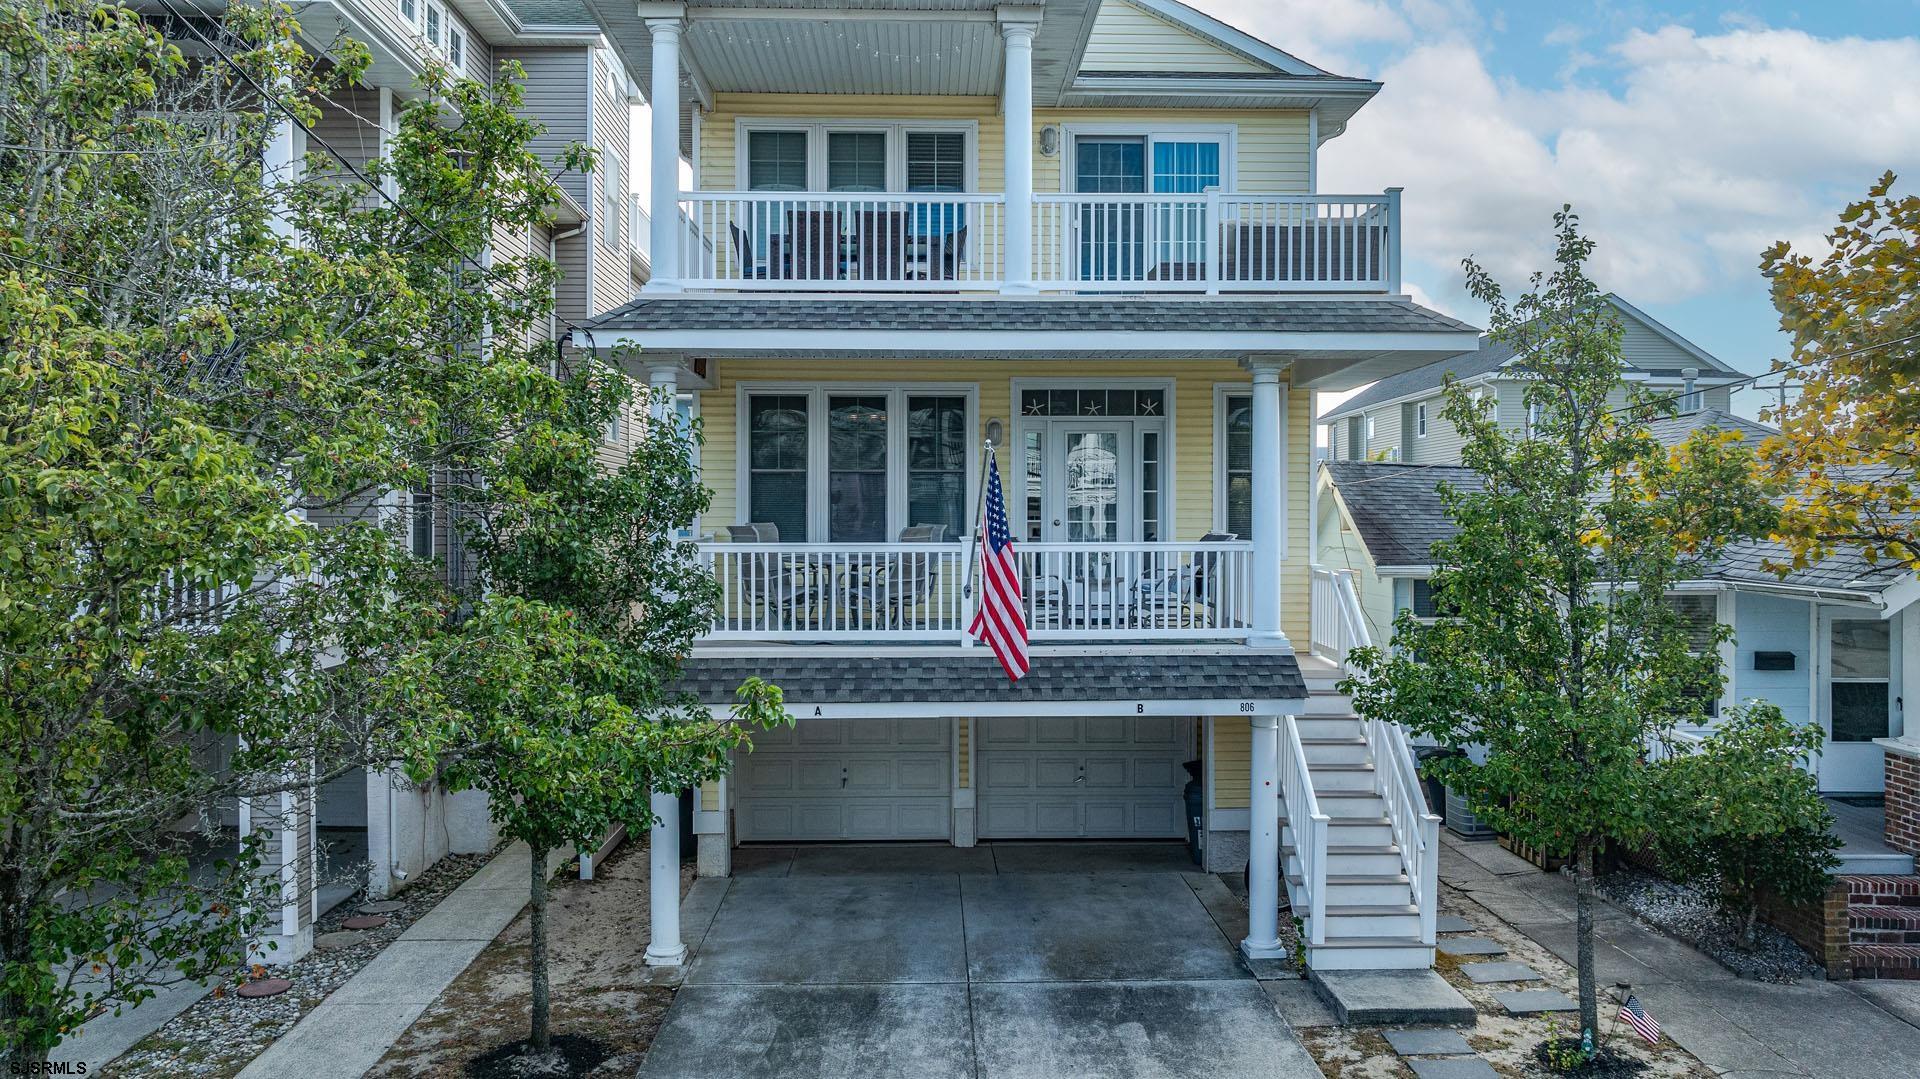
636 843 1321 1079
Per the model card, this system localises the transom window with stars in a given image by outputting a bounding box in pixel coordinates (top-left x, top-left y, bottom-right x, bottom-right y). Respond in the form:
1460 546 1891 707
1019 388 1164 418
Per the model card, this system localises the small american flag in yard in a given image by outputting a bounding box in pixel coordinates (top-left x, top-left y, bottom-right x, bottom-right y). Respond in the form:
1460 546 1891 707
1618 994 1660 1045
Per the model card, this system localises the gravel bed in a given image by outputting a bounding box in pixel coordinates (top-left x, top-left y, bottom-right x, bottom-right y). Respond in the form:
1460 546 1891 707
106 846 500 1078
1595 866 1821 984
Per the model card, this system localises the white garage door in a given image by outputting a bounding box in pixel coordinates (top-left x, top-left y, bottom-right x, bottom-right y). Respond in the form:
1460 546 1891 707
735 719 951 841
977 716 1192 839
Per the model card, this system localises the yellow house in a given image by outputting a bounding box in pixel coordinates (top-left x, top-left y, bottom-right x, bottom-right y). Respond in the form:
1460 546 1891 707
576 0 1480 976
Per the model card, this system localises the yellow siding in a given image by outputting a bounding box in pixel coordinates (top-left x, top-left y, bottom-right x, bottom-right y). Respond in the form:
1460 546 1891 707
700 778 719 812
1081 0 1267 74
956 718 970 788
696 95 1311 197
1213 718 1250 809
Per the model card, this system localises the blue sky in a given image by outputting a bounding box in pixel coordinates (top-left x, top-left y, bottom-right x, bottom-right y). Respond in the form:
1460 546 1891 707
1199 0 1920 417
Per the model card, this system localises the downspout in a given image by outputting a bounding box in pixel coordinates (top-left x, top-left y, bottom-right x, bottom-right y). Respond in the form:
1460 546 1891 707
549 224 588 371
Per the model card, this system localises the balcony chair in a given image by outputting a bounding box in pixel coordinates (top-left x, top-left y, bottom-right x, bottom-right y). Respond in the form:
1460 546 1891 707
1127 531 1238 629
727 223 779 279
846 524 947 629
852 209 911 281
779 208 844 281
724 522 815 626
920 225 968 282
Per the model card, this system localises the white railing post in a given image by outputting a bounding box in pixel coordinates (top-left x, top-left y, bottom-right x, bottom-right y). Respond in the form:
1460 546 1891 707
1384 186 1403 294
1243 713 1286 959
1204 187 1222 295
999 15 1037 293
644 16 683 292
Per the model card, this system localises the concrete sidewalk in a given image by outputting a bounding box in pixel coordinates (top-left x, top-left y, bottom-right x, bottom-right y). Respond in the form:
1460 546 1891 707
236 843 570 1079
1442 832 1920 1078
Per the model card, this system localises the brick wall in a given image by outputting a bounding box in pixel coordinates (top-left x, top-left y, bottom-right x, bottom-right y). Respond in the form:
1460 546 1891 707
1886 753 1920 856
1847 875 1920 979
1759 879 1852 979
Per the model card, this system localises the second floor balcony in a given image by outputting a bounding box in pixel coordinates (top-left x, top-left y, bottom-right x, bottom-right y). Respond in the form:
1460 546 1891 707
671 189 1401 294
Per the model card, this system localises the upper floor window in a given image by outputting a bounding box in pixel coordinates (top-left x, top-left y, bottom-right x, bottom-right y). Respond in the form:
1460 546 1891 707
409 486 434 560
1221 394 1253 540
1415 402 1428 438
1364 415 1376 444
1678 388 1703 413
447 25 465 71
424 2 443 49
1344 416 1365 461
1526 400 1545 437
741 123 974 193
600 149 624 247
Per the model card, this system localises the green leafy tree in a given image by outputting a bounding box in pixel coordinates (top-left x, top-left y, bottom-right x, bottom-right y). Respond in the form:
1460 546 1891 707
1345 209 1776 1049
416 368 788 1061
1652 704 1840 946
0 0 590 1061
1759 172 1920 573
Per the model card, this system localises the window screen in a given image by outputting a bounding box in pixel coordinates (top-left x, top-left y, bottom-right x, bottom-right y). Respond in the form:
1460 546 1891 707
907 396 967 537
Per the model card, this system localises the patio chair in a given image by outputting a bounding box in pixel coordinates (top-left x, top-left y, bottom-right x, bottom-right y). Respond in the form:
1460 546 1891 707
921 225 968 282
847 525 945 629
1128 532 1237 629
727 223 779 280
725 522 815 625
853 209 911 281
785 208 844 281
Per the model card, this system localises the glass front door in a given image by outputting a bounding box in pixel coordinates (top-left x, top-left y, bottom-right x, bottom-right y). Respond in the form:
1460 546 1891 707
1046 421 1132 543
1821 612 1894 793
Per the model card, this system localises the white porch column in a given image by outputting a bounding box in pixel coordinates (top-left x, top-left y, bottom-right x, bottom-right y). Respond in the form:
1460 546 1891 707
1242 713 1286 959
999 15 1037 293
645 17 684 292
644 789 687 965
645 358 681 421
1248 359 1291 648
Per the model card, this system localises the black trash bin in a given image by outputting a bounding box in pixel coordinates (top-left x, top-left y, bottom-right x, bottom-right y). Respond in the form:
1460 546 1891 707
1182 759 1204 866
1412 746 1466 824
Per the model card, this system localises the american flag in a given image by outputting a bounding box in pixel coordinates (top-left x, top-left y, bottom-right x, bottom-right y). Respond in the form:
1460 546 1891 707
968 448 1029 680
1618 994 1660 1045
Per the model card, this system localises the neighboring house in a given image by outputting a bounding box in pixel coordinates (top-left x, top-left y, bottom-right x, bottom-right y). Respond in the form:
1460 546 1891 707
175 0 650 963
1314 315 1920 808
563 0 1485 973
1320 294 1745 464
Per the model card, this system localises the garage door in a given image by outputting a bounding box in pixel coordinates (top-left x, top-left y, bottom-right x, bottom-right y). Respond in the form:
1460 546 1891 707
735 719 951 841
977 716 1192 839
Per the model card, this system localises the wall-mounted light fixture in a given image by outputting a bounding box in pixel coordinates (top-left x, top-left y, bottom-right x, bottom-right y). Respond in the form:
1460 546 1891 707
1038 125 1060 157
985 417 1005 447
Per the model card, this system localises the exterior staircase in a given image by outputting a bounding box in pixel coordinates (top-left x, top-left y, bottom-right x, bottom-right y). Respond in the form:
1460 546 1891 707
1290 567 1441 971
1848 875 1920 979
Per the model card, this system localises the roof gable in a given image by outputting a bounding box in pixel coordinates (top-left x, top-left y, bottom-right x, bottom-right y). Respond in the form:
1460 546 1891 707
1080 0 1307 76
1322 295 1738 423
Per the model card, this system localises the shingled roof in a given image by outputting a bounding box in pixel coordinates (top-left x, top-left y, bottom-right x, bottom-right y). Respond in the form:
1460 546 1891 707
584 296 1479 336
672 650 1307 707
1323 461 1484 570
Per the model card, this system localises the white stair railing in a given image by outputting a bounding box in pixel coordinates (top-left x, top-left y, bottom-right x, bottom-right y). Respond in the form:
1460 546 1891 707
1370 716 1441 945
1280 713 1330 946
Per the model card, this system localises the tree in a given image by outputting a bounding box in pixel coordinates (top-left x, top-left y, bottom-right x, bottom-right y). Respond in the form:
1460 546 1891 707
1652 704 1840 947
0 0 584 1062
1760 172 1920 573
415 366 788 1063
1344 209 1776 1053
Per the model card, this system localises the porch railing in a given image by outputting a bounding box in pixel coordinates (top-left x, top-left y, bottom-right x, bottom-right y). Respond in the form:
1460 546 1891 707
666 190 1399 293
1309 565 1370 666
1281 714 1330 947
698 538 1253 642
676 192 1005 290
1370 714 1440 947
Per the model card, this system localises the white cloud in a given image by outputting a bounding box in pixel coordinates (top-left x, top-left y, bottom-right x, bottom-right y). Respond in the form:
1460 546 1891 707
1191 3 1920 316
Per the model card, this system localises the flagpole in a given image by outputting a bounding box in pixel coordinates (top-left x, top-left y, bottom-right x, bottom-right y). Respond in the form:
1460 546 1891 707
959 437 995 647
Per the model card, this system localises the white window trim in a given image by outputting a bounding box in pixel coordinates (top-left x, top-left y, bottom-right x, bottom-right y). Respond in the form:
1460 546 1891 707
735 382 979 542
1010 377 1177 544
1415 401 1428 439
1211 382 1249 538
1059 122 1240 193
734 118 979 193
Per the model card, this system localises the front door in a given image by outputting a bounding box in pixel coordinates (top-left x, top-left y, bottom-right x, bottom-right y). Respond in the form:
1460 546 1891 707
1820 610 1895 793
1045 421 1134 543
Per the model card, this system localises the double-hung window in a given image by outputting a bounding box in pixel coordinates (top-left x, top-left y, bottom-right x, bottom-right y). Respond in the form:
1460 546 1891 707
1416 403 1429 438
742 124 973 193
1221 394 1253 539
1664 592 1722 718
409 486 435 560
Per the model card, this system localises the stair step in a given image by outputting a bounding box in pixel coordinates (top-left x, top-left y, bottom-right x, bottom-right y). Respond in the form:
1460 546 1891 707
1305 936 1435 971
1852 943 1920 978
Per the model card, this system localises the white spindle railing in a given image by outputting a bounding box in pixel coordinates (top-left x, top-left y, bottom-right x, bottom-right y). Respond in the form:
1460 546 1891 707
1371 715 1440 946
1020 541 1253 639
675 192 1004 290
1281 714 1330 946
1310 565 1371 665
1645 726 1709 763
1032 192 1398 293
699 539 1253 641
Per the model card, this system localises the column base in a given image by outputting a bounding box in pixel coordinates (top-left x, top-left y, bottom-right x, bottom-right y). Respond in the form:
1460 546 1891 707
644 942 688 967
697 832 733 878
997 281 1037 294
1203 827 1249 874
1240 937 1288 961
1245 632 1293 650
640 280 684 294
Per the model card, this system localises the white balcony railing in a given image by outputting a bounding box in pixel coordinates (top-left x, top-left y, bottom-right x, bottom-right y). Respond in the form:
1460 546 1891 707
666 190 1399 293
677 192 1005 290
698 538 1253 642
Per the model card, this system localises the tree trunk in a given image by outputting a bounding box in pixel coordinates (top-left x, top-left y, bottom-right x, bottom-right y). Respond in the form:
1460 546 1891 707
529 844 550 1053
1743 902 1761 949
1 877 54 1068
1573 836 1601 1043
